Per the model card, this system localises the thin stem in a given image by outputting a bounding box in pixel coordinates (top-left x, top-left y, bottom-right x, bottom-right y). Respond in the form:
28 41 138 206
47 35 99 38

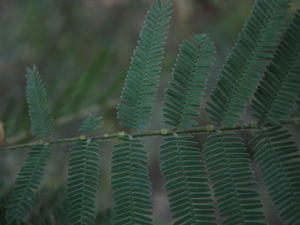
1 118 299 153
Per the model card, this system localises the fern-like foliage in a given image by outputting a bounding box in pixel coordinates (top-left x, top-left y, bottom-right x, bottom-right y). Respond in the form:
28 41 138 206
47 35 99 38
206 0 291 127
163 34 215 128
67 115 102 225
251 126 300 224
79 114 102 134
252 10 300 122
6 67 54 224
111 1 172 224
6 143 51 225
68 141 100 225
111 137 152 225
160 34 216 224
26 66 53 138
2 0 300 224
203 132 266 225
117 0 172 129
160 136 216 225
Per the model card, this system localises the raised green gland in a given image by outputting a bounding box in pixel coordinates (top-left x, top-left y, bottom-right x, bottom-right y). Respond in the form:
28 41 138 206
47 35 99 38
160 129 169 135
79 135 87 140
206 125 215 132
249 122 258 129
117 131 126 138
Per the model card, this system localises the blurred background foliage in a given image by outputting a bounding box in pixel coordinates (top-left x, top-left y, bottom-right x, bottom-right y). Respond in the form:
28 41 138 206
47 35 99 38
0 0 299 224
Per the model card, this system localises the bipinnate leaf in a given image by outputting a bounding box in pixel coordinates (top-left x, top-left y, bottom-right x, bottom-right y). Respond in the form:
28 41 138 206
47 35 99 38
26 66 53 138
160 136 216 225
203 132 266 225
206 0 291 127
111 137 152 225
161 33 217 224
252 10 300 122
67 140 100 225
251 126 300 224
117 0 173 129
6 144 51 225
67 115 102 225
6 67 54 224
79 114 102 134
164 34 216 128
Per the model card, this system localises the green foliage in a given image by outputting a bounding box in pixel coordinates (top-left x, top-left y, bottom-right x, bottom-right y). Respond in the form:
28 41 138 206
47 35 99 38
160 33 216 224
252 10 300 122
6 67 54 224
26 66 53 138
117 0 172 129
68 140 101 225
163 34 215 128
251 126 300 224
111 1 172 224
203 132 265 225
79 114 102 134
67 115 102 225
160 136 216 225
206 0 291 126
1 0 300 225
6 143 52 225
111 137 152 225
